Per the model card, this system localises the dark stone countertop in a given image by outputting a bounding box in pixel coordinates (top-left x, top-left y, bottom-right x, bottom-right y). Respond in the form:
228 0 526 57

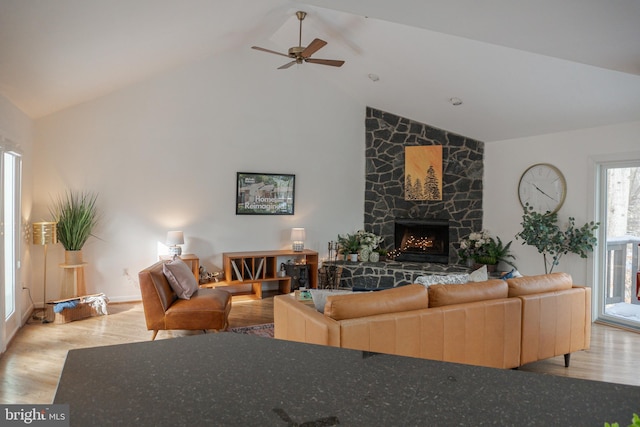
54 333 639 426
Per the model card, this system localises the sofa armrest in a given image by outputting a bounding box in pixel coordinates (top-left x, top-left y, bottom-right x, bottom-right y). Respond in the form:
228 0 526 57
274 295 340 347
139 261 176 331
517 286 591 366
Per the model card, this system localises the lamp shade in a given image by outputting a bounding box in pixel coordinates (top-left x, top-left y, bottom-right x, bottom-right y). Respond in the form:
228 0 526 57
290 228 306 242
33 222 58 245
291 227 305 252
166 231 184 246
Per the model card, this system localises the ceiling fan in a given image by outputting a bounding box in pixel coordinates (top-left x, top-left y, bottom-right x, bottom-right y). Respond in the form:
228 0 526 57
251 11 345 70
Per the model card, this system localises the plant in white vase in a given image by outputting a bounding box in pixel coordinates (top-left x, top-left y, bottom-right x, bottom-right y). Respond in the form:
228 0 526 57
337 232 361 262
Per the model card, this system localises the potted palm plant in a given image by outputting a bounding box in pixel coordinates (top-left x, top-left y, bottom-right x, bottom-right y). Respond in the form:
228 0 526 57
338 232 361 262
50 190 100 265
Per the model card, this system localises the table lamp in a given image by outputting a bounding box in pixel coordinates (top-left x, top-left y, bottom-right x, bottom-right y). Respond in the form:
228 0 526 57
291 228 305 252
166 231 184 256
32 221 58 323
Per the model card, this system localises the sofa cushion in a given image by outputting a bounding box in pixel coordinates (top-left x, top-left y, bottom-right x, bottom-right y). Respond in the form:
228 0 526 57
163 258 199 300
324 284 428 321
428 280 508 308
506 272 572 297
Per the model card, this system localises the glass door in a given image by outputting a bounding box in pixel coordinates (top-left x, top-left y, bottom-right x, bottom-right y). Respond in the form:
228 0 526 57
1 145 22 354
597 162 640 330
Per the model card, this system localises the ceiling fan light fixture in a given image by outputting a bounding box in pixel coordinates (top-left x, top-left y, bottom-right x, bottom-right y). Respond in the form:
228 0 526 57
251 11 345 70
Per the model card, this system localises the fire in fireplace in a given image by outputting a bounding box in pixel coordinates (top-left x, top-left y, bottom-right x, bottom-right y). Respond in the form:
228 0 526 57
393 219 449 263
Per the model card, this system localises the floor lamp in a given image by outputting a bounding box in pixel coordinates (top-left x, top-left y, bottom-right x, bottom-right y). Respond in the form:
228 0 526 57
32 221 57 323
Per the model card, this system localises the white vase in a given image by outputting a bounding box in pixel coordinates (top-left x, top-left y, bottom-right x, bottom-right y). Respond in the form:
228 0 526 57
349 253 358 262
369 252 380 262
360 247 371 262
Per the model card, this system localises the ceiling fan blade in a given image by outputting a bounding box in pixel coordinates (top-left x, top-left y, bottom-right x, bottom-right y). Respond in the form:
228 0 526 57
277 60 297 70
306 58 345 67
251 46 290 58
301 38 327 58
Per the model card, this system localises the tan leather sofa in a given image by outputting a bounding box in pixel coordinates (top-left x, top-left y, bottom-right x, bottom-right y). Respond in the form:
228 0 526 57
274 272 591 369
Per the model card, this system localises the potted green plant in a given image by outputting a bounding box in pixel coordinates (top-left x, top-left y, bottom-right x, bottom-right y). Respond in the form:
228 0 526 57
515 204 599 274
50 190 100 265
370 247 387 263
482 236 517 269
338 232 360 262
458 230 516 271
605 412 640 427
356 229 383 262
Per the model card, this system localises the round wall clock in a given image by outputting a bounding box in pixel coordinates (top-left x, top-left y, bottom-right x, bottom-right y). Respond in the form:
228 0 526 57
518 163 567 214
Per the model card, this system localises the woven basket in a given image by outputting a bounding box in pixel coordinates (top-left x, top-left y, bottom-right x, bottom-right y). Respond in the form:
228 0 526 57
50 303 98 324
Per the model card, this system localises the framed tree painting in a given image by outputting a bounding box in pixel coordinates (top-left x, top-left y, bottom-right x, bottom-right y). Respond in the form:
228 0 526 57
404 146 443 201
236 172 295 215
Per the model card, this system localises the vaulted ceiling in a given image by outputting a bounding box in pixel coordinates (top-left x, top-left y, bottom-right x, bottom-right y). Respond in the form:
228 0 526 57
1 0 639 141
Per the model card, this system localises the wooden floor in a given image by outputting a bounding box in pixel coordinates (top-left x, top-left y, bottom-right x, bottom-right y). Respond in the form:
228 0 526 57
1 298 638 404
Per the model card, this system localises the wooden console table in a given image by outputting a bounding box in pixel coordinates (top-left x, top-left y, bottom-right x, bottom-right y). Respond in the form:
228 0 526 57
220 249 318 299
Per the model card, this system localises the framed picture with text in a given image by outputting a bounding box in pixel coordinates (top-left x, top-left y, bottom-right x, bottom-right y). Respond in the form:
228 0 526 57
236 172 295 215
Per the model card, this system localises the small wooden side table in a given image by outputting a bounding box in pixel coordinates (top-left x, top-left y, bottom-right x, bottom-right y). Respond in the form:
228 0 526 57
159 254 199 282
59 262 87 298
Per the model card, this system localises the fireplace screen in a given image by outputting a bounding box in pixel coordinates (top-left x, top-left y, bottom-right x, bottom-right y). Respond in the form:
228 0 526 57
393 219 449 263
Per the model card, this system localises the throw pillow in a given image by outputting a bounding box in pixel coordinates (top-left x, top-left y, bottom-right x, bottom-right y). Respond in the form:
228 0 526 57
501 268 523 280
309 289 352 313
468 265 488 282
414 273 470 287
163 258 198 300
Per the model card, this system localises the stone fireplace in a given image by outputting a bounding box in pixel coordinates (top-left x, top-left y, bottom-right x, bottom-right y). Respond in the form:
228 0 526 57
364 107 484 266
393 219 449 264
327 107 485 290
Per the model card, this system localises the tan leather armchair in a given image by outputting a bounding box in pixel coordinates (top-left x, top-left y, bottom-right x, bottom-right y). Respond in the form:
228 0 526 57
138 261 232 340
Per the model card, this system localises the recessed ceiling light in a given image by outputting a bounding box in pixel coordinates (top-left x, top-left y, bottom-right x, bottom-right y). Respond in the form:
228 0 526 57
368 73 380 82
449 97 463 106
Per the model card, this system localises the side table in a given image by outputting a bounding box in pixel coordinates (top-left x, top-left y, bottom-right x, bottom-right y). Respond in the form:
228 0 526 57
159 253 199 282
59 262 87 298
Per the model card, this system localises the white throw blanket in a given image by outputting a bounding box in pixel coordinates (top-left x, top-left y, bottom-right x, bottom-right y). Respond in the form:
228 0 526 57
82 293 109 315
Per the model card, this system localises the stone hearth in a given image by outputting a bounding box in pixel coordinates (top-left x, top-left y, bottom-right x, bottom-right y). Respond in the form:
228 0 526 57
327 260 470 289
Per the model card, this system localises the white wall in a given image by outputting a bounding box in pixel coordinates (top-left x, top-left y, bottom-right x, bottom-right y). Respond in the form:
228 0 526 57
484 120 640 285
0 94 35 332
33 49 365 301
30 41 640 302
